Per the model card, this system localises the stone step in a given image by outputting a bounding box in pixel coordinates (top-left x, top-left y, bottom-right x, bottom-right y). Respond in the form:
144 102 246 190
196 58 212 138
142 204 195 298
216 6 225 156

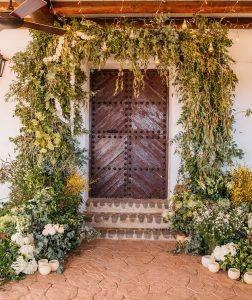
96 227 174 241
86 198 168 214
87 212 168 229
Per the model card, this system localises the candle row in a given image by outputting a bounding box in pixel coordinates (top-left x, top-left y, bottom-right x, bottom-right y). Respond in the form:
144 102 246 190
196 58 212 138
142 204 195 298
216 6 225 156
201 255 252 284
38 259 59 275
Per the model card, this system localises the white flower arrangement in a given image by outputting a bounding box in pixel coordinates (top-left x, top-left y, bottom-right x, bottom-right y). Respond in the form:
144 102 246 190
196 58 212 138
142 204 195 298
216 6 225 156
11 256 38 275
19 244 34 259
11 232 25 247
11 255 27 275
22 258 38 275
193 202 246 243
10 232 38 275
75 31 96 40
212 243 237 262
43 37 65 64
11 233 34 247
42 223 64 236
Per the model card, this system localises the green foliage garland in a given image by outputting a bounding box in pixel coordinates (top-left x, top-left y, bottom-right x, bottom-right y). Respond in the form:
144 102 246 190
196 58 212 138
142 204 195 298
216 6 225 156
174 21 243 198
2 15 241 208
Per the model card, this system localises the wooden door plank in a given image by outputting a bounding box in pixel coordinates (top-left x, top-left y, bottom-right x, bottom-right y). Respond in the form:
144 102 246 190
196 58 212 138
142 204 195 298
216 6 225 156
91 70 127 198
127 70 168 199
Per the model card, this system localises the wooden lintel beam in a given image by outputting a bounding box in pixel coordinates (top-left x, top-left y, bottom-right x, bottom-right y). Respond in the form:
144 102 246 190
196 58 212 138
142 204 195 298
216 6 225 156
89 17 252 29
52 1 252 16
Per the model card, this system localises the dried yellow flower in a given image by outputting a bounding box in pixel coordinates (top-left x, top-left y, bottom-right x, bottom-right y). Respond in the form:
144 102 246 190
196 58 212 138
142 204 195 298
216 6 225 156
231 166 252 204
65 172 95 196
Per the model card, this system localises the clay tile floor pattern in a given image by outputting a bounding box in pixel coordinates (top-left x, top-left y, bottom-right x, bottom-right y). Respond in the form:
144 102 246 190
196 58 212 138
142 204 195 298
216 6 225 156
1 240 252 300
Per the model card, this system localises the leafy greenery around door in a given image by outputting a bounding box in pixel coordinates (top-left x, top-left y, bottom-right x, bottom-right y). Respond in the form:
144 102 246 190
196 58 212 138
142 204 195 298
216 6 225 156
0 15 250 283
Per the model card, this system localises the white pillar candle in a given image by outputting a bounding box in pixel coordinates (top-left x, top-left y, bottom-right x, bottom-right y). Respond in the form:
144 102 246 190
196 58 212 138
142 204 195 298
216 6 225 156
38 264 51 276
201 255 215 268
244 272 252 284
208 261 220 273
49 260 60 272
228 268 240 280
38 259 48 266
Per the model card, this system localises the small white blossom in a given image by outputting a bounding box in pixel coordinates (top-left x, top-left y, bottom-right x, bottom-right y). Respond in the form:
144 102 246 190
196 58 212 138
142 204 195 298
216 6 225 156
23 234 34 245
212 243 237 262
42 223 64 236
11 233 25 247
57 225 64 234
48 226 56 236
76 31 96 40
22 258 38 275
19 244 34 259
11 256 28 275
42 228 49 236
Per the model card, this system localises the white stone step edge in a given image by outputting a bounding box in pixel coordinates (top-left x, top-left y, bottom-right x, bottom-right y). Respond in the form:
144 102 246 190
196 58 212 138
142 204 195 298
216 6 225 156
96 231 174 241
88 215 168 229
86 202 167 213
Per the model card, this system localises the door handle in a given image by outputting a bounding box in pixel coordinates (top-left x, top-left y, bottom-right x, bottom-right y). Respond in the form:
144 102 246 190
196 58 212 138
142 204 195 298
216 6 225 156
107 129 119 133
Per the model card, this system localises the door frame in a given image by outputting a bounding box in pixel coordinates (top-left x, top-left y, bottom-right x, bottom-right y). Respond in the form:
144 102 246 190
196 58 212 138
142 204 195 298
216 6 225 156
85 59 172 200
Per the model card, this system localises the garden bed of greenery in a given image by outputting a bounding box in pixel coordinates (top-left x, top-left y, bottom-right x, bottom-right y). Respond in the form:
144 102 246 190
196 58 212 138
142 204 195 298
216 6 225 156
167 166 252 282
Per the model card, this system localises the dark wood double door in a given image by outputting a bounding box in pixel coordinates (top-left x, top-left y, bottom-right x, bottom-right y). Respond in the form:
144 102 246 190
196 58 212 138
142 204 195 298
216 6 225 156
90 70 168 199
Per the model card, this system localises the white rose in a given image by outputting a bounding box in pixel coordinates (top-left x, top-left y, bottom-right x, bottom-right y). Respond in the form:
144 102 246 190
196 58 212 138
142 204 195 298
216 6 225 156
57 226 64 234
19 244 34 259
53 224 60 231
22 258 38 275
248 219 252 229
48 227 56 236
212 246 222 261
27 234 34 244
11 256 27 275
44 224 53 229
226 243 237 257
219 247 227 262
11 233 25 247
23 234 34 245
42 229 49 236
23 237 30 245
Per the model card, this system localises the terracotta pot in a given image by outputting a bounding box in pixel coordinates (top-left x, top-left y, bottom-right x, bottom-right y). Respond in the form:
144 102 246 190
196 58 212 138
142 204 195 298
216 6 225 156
49 260 60 272
201 255 215 268
39 264 51 276
244 272 252 284
176 233 187 244
0 233 6 239
208 262 220 273
228 268 240 280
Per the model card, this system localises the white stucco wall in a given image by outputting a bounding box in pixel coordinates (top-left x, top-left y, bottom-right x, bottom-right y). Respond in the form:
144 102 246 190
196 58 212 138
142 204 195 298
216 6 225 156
0 29 31 201
230 30 252 169
0 28 251 201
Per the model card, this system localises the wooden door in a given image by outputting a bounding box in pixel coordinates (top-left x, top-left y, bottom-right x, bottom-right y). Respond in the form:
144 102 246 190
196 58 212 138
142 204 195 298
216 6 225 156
90 70 168 199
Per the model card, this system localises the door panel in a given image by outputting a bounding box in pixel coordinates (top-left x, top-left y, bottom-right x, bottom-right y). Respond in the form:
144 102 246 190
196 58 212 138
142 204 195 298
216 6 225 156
90 69 168 199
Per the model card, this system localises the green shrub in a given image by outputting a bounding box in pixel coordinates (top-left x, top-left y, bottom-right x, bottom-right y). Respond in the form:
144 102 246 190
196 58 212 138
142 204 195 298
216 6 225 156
0 238 21 285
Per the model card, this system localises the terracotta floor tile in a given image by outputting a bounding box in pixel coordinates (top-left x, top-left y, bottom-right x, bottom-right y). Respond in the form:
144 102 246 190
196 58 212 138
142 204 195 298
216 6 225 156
46 282 77 300
3 240 252 300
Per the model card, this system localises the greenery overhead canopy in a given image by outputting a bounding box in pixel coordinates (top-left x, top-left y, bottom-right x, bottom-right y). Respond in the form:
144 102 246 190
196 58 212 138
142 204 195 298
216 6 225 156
6 16 241 202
